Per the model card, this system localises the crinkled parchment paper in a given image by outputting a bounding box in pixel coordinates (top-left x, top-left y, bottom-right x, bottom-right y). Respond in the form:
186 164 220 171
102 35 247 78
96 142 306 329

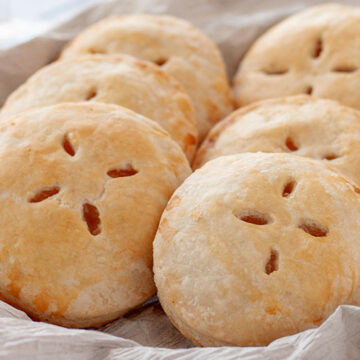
0 0 360 358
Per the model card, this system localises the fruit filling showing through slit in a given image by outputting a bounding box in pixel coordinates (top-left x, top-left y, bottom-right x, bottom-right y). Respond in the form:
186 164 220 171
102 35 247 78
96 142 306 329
107 164 138 178
82 203 101 236
237 211 272 225
62 134 76 156
29 186 60 203
298 219 328 237
265 249 279 275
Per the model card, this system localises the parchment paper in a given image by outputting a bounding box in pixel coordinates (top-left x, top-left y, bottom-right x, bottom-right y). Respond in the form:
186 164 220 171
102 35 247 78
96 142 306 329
0 0 360 358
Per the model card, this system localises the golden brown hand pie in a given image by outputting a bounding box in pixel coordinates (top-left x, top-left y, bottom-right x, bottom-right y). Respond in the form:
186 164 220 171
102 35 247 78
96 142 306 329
1 54 197 161
154 153 360 346
60 14 233 140
0 102 191 328
233 4 360 109
194 95 360 186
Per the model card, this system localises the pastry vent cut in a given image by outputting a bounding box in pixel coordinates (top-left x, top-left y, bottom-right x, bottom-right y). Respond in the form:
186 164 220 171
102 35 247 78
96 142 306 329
62 133 76 157
323 153 338 161
237 210 272 225
107 164 138 178
285 136 298 151
312 38 323 58
262 68 288 75
154 58 168 66
28 186 60 203
88 48 105 54
82 202 101 236
86 88 97 101
332 66 357 73
298 219 328 237
282 180 296 197
265 248 279 275
305 86 313 95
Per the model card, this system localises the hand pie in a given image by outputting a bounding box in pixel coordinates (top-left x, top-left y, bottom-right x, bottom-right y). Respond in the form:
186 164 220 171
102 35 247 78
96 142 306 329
194 96 360 188
61 14 233 140
1 55 197 161
233 4 360 110
0 102 191 328
154 153 360 346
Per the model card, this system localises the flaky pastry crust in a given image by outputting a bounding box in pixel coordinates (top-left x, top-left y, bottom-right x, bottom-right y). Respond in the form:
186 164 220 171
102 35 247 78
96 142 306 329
0 102 191 328
194 96 360 187
1 54 197 161
61 14 233 140
233 4 360 110
154 153 360 346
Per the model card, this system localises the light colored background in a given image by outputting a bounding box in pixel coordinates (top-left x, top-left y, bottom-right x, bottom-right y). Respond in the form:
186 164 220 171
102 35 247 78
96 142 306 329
0 0 97 49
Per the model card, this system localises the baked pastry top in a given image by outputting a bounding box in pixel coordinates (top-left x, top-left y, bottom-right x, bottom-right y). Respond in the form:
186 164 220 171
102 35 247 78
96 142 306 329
61 14 233 140
154 153 360 346
0 102 191 328
193 95 360 186
233 4 360 109
1 54 197 161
